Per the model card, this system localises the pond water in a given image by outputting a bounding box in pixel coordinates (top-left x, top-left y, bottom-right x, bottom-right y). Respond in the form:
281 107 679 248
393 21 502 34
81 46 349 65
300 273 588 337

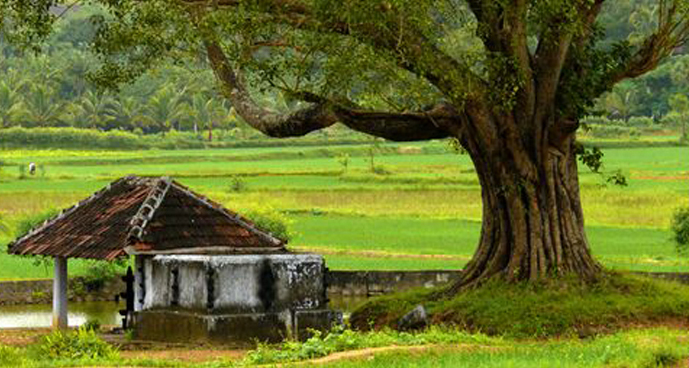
0 296 368 329
0 301 124 329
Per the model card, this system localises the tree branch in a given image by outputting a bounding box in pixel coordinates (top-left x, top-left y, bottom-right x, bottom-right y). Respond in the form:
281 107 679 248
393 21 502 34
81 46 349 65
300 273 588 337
204 39 453 141
185 0 482 105
608 0 689 84
337 103 457 141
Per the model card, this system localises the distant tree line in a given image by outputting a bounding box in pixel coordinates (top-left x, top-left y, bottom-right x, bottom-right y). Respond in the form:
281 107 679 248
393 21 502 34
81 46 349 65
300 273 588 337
0 6 242 139
0 2 687 138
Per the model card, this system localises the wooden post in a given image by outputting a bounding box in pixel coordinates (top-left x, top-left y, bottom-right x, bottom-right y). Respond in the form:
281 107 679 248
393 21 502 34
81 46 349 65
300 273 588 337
52 257 68 330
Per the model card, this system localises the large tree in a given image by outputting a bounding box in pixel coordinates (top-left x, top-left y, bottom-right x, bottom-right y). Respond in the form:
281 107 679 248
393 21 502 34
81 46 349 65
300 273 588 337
5 0 689 289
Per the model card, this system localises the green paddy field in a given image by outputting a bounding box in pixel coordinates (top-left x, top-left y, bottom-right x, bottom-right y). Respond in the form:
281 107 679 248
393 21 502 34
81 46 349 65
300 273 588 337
1 141 688 280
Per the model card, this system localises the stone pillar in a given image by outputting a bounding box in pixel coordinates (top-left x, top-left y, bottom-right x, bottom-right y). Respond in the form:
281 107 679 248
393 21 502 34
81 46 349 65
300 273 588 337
134 256 145 311
52 257 68 330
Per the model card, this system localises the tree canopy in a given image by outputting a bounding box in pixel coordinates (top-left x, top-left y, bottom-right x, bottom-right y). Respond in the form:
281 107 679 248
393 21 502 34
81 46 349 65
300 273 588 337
3 0 689 286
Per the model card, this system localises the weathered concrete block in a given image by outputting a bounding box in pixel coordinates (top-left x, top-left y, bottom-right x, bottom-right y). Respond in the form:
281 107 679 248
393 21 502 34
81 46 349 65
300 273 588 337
295 309 343 341
134 310 290 344
134 309 340 344
132 254 336 344
141 254 327 313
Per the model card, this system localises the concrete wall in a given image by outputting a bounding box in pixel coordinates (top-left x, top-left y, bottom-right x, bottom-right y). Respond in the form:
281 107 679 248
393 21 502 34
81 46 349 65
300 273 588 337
326 270 462 296
0 277 123 306
133 254 336 344
142 254 327 313
2 270 689 306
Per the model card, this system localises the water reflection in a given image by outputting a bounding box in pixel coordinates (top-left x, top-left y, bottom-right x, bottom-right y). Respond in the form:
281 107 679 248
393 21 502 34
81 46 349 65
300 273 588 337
0 296 368 329
0 301 123 328
329 295 369 316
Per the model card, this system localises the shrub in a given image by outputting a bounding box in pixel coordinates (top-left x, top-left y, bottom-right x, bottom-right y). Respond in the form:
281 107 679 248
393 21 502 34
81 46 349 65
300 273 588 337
82 319 102 332
13 208 60 239
586 124 640 139
81 259 129 290
671 207 689 256
243 325 492 365
0 215 8 236
36 327 119 360
242 206 294 243
581 115 612 126
627 116 655 128
227 175 248 192
0 345 24 367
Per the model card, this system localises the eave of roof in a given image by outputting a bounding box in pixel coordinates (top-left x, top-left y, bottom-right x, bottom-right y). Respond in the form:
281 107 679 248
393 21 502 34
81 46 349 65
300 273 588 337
7 176 287 260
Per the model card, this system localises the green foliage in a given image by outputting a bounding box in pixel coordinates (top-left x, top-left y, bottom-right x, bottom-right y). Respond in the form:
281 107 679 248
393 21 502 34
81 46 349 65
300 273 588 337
81 259 129 290
351 272 689 338
244 325 494 365
0 345 24 367
242 205 295 243
627 116 655 128
35 327 119 360
671 207 689 256
336 153 350 174
605 170 628 187
13 208 60 239
0 215 8 236
227 175 248 193
576 145 604 173
82 319 102 332
304 330 689 368
588 125 641 139
0 126 373 150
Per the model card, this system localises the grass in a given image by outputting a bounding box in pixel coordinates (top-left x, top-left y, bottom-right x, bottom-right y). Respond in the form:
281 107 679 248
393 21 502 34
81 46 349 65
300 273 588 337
350 272 689 338
0 325 686 367
318 329 689 368
244 325 497 365
1 143 689 278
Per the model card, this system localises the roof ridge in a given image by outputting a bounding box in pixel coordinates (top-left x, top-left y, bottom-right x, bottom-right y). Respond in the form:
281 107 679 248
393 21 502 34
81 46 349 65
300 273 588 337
169 181 284 247
7 176 133 253
126 176 172 243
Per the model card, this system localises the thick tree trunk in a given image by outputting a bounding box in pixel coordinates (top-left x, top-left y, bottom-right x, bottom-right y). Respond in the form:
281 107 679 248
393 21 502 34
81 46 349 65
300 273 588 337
450 122 602 291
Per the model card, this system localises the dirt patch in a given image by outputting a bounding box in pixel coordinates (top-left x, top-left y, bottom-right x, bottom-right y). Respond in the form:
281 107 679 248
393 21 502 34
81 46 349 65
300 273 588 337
672 358 689 368
120 349 245 363
270 344 486 367
0 328 51 347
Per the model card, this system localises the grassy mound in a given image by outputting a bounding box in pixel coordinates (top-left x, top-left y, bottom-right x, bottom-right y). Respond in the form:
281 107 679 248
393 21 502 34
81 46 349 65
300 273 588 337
350 272 689 338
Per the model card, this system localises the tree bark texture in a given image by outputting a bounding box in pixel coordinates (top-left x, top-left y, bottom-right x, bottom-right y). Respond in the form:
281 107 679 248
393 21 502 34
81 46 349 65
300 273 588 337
451 114 602 289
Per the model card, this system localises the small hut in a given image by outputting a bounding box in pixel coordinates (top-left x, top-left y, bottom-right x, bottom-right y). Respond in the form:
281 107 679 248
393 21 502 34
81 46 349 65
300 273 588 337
8 176 340 343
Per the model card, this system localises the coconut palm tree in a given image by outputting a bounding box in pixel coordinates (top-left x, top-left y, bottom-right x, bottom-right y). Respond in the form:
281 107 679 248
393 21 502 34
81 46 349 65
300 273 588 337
110 96 148 131
66 90 117 129
189 95 228 141
0 81 27 127
144 86 190 133
16 85 66 127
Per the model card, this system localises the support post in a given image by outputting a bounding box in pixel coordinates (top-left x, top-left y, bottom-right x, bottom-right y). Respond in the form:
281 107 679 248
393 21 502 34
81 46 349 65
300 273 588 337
52 257 68 330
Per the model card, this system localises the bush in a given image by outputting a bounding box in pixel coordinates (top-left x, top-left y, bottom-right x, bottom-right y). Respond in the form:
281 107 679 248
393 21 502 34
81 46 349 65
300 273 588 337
627 116 655 128
227 175 248 192
82 319 102 332
81 259 129 290
586 124 640 139
581 115 612 126
242 206 294 243
671 207 689 256
0 126 374 151
244 325 491 365
35 327 119 360
13 208 60 239
0 346 24 367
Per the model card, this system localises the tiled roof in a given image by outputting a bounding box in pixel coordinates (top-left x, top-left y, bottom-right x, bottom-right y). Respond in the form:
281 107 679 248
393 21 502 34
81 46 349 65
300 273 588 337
7 176 286 260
